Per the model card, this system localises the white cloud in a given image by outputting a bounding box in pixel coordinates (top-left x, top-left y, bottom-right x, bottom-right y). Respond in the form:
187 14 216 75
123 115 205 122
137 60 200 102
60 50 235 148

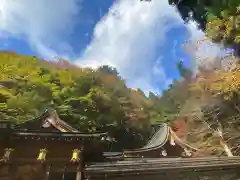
0 0 80 59
184 21 227 71
0 0 228 94
75 0 184 94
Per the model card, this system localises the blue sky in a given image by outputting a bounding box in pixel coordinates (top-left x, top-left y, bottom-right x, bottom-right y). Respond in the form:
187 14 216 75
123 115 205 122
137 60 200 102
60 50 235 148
0 0 223 95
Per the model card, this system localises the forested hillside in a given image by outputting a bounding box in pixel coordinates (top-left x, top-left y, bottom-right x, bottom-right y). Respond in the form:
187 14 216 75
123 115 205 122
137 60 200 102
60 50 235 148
2 49 240 155
1 0 240 155
163 0 240 157
170 57 240 156
0 51 172 149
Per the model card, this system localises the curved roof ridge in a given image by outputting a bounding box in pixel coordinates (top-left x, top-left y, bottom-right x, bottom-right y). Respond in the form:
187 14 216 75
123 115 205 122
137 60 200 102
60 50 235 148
47 109 79 132
124 123 170 153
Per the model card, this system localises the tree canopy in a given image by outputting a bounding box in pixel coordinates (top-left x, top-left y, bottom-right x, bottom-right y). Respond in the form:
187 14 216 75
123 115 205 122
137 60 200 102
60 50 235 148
0 51 167 148
2 50 240 155
169 0 240 56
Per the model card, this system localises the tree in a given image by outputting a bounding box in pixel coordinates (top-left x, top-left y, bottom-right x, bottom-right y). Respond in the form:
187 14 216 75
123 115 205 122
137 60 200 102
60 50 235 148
0 51 155 149
168 0 207 30
186 66 240 156
169 0 240 56
97 65 119 76
176 60 193 80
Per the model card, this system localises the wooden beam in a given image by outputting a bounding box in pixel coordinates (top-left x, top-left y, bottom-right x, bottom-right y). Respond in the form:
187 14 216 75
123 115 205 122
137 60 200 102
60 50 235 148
76 147 83 180
61 166 66 180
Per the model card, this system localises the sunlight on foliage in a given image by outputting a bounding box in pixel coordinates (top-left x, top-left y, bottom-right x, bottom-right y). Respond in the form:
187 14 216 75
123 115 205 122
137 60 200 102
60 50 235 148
0 51 159 148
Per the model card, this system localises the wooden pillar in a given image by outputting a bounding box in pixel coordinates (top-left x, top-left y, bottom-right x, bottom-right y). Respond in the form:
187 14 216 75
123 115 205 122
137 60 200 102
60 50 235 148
8 164 16 180
61 166 66 180
76 164 81 180
43 164 51 180
76 148 83 180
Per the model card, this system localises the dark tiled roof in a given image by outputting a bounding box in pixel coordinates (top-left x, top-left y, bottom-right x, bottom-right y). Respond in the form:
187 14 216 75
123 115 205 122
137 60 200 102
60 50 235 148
13 108 79 132
47 109 79 132
12 109 108 137
124 123 169 153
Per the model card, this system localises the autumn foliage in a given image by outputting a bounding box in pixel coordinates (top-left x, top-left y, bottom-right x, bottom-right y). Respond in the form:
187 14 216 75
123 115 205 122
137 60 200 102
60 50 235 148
0 52 158 148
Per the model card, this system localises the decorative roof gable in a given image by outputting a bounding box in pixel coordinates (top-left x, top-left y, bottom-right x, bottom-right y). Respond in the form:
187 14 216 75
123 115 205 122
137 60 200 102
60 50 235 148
13 109 79 132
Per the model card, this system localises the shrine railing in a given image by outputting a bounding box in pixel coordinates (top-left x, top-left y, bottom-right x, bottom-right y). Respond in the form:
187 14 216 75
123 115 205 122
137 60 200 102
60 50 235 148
84 156 240 180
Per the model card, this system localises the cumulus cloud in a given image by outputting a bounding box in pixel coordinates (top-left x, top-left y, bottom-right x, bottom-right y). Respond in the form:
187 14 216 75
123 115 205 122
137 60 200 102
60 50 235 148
0 0 80 59
185 21 227 70
0 0 227 94
75 0 184 94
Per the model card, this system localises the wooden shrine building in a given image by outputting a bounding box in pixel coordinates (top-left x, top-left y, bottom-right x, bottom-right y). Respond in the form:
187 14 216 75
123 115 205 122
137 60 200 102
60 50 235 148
0 109 109 180
122 123 198 158
0 109 200 180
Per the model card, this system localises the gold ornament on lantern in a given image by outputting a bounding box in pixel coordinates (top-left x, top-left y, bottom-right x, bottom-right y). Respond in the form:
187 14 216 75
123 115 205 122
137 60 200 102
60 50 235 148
37 148 48 162
70 149 81 163
1 148 14 162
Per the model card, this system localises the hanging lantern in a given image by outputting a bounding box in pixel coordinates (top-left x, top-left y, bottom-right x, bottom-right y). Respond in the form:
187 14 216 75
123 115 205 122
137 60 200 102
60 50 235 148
2 148 14 162
37 148 48 162
70 149 81 163
161 149 167 156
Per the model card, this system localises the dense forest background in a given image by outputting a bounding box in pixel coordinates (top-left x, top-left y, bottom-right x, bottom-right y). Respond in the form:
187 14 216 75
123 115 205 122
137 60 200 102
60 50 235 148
1 0 240 155
0 51 172 149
